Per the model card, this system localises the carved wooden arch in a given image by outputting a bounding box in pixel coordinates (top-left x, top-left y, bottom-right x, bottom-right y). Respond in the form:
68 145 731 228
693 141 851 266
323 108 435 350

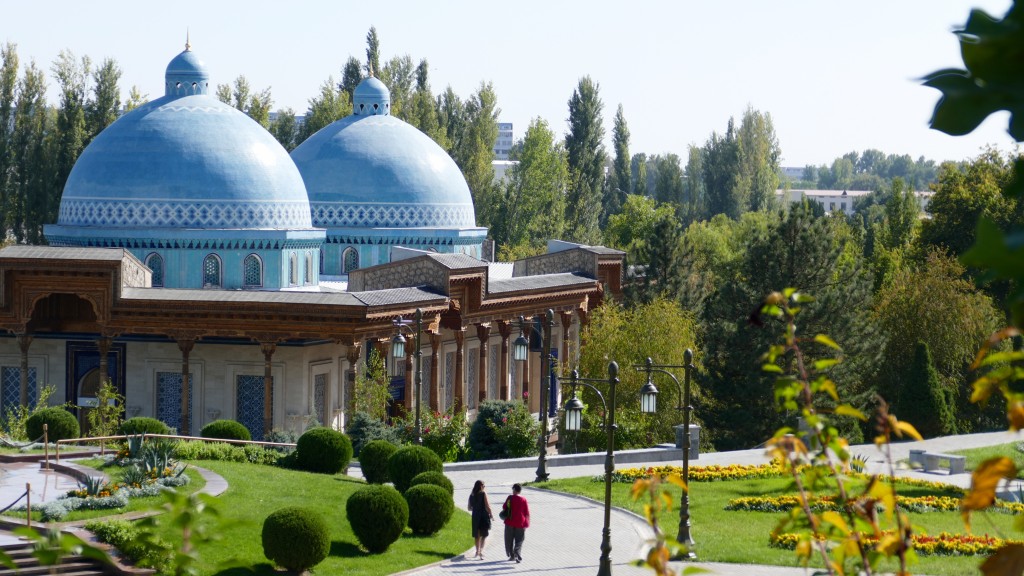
24 291 105 333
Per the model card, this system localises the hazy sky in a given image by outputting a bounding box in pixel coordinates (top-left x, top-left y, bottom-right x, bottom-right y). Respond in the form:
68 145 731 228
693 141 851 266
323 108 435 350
3 1 1018 168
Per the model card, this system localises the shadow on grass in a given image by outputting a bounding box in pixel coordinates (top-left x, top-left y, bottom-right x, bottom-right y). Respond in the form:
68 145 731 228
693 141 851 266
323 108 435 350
210 562 276 575
329 540 366 558
333 475 367 486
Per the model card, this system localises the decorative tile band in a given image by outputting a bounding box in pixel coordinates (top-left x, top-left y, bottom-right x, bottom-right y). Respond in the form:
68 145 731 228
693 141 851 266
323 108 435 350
58 199 313 228
312 202 476 228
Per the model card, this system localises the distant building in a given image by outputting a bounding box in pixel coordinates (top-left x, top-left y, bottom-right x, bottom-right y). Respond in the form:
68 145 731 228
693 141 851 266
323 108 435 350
494 122 513 160
780 167 805 181
776 189 934 216
492 160 517 182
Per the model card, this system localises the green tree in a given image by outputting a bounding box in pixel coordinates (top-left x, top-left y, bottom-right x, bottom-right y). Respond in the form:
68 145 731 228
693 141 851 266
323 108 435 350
87 380 125 445
896 341 956 438
436 86 464 156
653 153 684 206
603 103 630 224
380 55 414 120
631 152 648 197
735 106 781 211
493 117 566 255
10 59 49 243
408 59 445 146
682 144 705 224
564 76 606 244
604 194 673 259
124 85 146 112
365 26 381 77
354 350 391 421
0 43 18 234
577 300 701 447
454 82 499 228
630 212 684 305
48 50 90 242
297 77 350 143
218 75 272 127
701 120 741 219
84 58 121 146
269 108 298 151
339 56 362 100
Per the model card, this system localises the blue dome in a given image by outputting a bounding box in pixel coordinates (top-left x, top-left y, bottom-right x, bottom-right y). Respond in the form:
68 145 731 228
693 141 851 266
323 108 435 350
52 50 313 233
291 79 476 230
352 76 390 116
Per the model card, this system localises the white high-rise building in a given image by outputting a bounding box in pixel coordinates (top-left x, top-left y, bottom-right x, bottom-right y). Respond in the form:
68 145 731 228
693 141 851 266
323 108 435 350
494 122 513 160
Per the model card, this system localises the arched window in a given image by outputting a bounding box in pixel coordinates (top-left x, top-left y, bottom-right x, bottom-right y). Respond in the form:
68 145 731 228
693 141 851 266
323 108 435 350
289 252 298 285
203 254 222 288
342 247 359 274
319 250 325 275
304 251 313 284
145 253 165 287
243 254 263 288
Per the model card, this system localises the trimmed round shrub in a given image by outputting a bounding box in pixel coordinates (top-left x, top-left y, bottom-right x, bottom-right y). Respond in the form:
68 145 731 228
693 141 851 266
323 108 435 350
346 485 408 553
200 419 251 441
360 440 398 484
409 471 454 496
26 407 79 442
119 417 170 436
405 484 454 535
261 507 330 573
388 445 443 493
296 427 353 474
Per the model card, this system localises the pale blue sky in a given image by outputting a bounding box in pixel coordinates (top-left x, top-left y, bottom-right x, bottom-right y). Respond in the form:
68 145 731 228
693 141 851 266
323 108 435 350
3 0 1017 168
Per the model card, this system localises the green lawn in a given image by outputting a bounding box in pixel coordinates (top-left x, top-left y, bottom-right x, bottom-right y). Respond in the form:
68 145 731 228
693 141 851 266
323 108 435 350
951 442 1024 478
539 473 1017 576
150 460 473 576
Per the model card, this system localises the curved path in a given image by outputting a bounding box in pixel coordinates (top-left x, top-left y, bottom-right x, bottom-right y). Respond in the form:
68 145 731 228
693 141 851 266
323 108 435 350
393 430 1024 576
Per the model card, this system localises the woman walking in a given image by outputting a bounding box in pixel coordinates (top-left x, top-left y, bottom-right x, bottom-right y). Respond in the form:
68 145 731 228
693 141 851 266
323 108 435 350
502 483 530 563
468 480 493 559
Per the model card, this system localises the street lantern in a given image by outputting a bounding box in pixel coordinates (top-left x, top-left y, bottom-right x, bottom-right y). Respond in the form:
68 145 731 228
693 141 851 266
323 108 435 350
563 392 584 432
513 332 529 361
391 332 406 359
639 378 659 413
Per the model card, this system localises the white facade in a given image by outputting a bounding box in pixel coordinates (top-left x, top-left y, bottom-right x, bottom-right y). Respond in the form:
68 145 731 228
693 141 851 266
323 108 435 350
776 189 934 216
494 122 513 160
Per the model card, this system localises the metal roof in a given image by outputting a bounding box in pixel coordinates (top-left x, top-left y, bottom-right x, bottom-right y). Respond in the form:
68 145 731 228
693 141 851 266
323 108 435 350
0 246 128 261
488 273 595 294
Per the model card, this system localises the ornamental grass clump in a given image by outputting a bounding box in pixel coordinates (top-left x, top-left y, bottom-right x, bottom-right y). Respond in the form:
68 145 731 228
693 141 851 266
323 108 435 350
26 407 79 442
296 427 353 474
261 506 331 572
409 471 454 496
388 445 442 493
200 419 251 441
359 439 398 484
346 484 408 553
404 484 453 535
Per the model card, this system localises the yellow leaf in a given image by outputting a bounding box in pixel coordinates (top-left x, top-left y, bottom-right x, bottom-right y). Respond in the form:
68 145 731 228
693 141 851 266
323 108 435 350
821 511 850 535
980 543 1024 576
814 334 841 349
630 479 649 501
795 539 812 562
835 404 867 421
876 533 901 555
1010 403 1024 431
817 379 838 401
971 375 1000 404
868 479 896 522
666 473 688 492
892 418 923 441
962 457 1018 527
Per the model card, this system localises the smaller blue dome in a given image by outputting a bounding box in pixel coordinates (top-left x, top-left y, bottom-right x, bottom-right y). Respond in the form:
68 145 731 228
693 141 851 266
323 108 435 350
164 47 209 97
353 77 390 116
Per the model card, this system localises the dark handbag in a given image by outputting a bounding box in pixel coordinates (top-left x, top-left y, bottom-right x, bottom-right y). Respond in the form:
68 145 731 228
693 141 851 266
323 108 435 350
498 496 510 520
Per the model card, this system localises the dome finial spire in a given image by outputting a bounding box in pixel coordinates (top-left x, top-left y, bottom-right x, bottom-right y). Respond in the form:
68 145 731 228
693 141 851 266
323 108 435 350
185 29 191 51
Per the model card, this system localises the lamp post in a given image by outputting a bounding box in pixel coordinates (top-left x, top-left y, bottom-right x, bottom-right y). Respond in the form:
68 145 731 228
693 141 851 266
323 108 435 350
634 350 697 559
535 310 554 483
560 361 657 576
392 308 424 445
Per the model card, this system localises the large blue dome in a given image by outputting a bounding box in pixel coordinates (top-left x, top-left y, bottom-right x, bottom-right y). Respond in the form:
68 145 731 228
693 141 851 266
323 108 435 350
291 79 476 230
51 49 313 233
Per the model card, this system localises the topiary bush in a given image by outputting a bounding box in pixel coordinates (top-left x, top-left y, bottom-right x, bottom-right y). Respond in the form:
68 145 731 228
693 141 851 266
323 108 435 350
296 427 353 474
346 411 401 456
409 471 454 496
359 439 398 484
200 419 251 441
388 445 443 493
119 417 171 436
26 407 79 442
404 484 454 535
261 506 331 573
346 485 408 553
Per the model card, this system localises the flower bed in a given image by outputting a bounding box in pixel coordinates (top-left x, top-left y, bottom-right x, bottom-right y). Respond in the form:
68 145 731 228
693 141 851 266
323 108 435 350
603 462 785 484
18 476 189 521
726 494 965 513
770 530 1024 556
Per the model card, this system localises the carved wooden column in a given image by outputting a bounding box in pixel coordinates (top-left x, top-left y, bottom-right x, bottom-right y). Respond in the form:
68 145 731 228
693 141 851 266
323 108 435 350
559 310 574 367
429 332 442 410
260 342 276 439
16 333 32 406
498 320 512 401
177 338 195 435
475 323 490 405
453 329 466 412
577 306 590 351
345 343 362 422
97 336 112 387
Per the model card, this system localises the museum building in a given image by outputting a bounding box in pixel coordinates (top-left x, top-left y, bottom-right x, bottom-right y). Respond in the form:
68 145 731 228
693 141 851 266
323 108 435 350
0 44 624 440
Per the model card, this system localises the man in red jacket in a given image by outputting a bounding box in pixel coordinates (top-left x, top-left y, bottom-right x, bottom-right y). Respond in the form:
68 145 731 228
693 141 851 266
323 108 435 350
502 483 530 563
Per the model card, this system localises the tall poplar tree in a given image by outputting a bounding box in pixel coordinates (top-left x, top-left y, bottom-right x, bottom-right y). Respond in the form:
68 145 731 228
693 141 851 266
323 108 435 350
365 27 381 77
0 43 18 234
298 77 350 143
602 103 630 225
49 50 90 242
455 82 499 228
339 56 362 100
564 76 606 244
683 144 705 224
409 59 445 147
11 60 49 243
436 86 464 156
381 55 414 120
84 58 121 145
735 106 781 211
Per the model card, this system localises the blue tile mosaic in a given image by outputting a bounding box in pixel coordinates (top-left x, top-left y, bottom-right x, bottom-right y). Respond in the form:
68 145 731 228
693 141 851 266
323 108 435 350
156 371 194 435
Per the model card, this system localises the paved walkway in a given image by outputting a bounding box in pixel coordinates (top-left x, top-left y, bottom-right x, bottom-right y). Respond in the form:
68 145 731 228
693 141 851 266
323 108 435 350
395 430 1024 576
